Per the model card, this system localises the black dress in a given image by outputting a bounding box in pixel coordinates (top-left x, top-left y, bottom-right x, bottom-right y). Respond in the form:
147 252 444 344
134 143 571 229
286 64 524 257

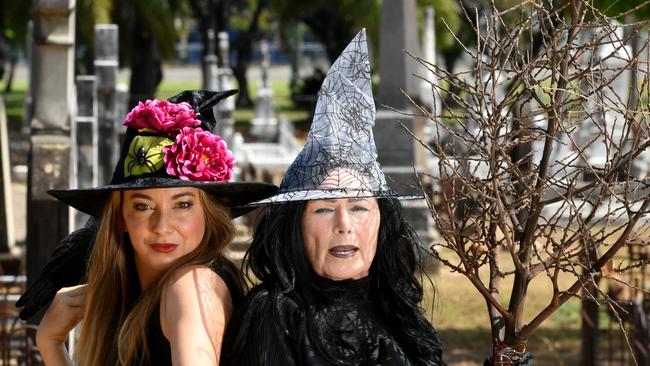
140 258 244 365
226 276 445 365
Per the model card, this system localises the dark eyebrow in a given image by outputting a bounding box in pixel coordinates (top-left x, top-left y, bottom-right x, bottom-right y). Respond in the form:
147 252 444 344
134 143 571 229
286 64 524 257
126 191 197 200
127 192 152 200
171 192 196 199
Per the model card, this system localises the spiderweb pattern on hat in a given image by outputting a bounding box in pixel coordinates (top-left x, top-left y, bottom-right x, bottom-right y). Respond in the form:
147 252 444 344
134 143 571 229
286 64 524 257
255 29 418 204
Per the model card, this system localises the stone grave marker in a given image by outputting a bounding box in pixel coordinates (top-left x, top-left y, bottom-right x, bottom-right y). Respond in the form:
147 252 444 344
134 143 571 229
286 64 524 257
214 31 235 143
73 75 98 228
95 24 120 185
375 0 437 262
0 97 14 254
250 39 278 140
26 0 75 319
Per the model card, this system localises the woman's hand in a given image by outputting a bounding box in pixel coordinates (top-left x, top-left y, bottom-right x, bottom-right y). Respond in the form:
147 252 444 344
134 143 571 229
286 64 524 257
36 284 87 366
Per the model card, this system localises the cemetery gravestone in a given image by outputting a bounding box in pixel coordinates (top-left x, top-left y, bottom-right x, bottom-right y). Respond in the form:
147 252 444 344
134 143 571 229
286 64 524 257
214 31 235 143
74 75 98 229
95 24 119 185
251 39 278 140
27 0 75 316
0 97 14 254
375 0 437 261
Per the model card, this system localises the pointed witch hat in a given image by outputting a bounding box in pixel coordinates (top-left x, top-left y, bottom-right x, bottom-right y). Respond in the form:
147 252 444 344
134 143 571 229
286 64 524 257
49 90 277 217
253 29 421 204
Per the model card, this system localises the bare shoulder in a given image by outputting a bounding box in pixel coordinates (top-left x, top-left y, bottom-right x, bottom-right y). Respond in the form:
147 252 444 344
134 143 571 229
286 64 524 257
160 264 233 340
164 264 230 299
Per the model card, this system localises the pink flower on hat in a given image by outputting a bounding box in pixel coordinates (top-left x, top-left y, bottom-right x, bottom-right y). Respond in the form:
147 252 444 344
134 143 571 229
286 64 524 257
123 99 201 133
163 127 235 182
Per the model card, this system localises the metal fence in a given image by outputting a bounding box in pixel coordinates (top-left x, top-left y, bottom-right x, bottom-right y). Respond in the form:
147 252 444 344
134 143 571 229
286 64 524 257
0 275 42 365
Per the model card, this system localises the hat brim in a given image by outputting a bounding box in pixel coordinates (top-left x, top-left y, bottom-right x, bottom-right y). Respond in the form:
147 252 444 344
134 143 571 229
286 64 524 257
48 177 278 219
249 188 424 205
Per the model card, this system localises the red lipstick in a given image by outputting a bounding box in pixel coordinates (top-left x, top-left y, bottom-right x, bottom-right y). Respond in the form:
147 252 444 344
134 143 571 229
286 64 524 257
150 243 178 253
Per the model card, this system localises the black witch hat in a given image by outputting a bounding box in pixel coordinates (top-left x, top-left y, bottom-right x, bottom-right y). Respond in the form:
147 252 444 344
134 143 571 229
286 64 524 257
16 90 277 320
49 89 277 217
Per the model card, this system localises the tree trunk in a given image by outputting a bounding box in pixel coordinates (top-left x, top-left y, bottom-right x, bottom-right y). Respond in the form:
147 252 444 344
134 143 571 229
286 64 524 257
3 53 16 93
302 11 354 64
232 0 267 108
232 62 252 107
580 278 599 366
128 22 162 109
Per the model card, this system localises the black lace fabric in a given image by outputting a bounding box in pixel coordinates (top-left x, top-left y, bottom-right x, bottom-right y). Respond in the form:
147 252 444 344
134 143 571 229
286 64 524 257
225 278 445 366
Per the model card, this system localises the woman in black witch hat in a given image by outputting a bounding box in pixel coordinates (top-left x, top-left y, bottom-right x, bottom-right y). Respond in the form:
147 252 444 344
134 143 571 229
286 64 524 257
20 90 277 365
225 30 445 366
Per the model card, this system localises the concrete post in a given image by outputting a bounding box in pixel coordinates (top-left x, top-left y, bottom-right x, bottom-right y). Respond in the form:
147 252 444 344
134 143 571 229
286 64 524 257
377 0 421 109
375 0 435 267
26 0 76 321
95 24 119 185
421 6 440 117
0 97 14 252
73 76 97 228
214 32 235 143
203 28 219 90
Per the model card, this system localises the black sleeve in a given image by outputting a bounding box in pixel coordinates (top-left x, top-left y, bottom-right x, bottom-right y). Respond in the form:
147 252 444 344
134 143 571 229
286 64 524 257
16 216 98 320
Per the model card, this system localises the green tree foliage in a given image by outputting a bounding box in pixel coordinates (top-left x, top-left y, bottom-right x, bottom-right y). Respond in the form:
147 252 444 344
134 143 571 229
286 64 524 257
0 0 31 91
592 0 650 20
271 0 381 63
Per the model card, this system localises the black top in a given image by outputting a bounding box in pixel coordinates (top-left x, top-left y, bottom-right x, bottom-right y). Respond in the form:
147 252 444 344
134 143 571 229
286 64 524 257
140 258 243 365
226 276 444 365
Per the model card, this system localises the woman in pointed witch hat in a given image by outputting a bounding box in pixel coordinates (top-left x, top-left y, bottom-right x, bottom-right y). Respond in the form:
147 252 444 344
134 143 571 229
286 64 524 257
224 30 445 366
20 90 277 366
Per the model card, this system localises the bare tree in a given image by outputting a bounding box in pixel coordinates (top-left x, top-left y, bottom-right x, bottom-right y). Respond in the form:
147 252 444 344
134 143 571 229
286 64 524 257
409 0 650 364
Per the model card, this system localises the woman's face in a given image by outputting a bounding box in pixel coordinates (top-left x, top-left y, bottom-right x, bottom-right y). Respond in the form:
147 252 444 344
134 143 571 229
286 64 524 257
122 187 206 288
301 198 380 281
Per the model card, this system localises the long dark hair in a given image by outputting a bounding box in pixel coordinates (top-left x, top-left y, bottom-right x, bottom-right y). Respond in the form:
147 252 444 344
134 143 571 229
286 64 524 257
243 198 443 365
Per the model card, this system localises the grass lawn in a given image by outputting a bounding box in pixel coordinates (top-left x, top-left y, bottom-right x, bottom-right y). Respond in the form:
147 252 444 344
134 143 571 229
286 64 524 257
2 76 310 133
1 80 28 129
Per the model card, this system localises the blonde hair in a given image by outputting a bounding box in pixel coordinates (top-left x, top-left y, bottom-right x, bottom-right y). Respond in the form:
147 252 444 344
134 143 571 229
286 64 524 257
74 189 234 366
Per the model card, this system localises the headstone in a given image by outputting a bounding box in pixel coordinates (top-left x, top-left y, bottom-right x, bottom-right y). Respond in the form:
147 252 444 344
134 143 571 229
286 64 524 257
27 0 75 320
377 0 421 109
260 40 270 89
578 22 631 178
250 39 278 140
420 6 440 117
0 97 15 253
375 0 434 258
95 24 119 185
73 76 98 228
203 28 218 90
278 116 300 153
214 32 235 143
232 115 301 186
116 82 129 145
